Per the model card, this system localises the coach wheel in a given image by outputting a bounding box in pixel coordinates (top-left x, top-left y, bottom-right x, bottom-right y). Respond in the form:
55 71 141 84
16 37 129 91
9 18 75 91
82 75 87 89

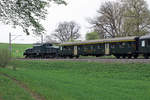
128 55 132 59
133 55 138 59
69 56 73 59
122 55 126 59
64 56 67 59
96 55 100 57
76 56 79 59
29 55 32 58
144 55 149 59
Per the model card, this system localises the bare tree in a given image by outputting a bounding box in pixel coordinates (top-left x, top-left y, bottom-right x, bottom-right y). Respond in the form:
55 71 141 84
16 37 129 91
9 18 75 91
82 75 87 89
90 0 150 38
90 1 125 38
52 21 81 42
122 0 150 36
44 35 59 43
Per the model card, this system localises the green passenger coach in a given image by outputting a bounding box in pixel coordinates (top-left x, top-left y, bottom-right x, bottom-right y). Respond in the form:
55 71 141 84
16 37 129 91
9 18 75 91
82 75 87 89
59 36 139 59
139 35 150 59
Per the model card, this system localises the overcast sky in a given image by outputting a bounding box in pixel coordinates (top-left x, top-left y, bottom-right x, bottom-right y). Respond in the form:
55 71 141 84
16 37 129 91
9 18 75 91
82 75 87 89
0 0 150 44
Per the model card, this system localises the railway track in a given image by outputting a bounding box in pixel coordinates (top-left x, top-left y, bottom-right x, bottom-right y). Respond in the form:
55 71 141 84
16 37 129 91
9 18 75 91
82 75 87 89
17 58 150 63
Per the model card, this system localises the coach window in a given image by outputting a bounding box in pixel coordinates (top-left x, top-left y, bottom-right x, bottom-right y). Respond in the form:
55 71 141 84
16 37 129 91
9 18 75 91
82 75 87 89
111 44 115 48
128 42 131 47
122 42 126 46
97 45 100 49
60 46 63 51
119 43 123 48
68 47 70 50
64 46 68 50
147 40 150 47
141 40 145 47
91 46 93 49
63 46 65 50
84 46 87 50
78 46 80 50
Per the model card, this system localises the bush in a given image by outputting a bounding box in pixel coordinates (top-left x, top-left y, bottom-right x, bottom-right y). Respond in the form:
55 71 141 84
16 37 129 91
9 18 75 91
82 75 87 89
0 48 11 68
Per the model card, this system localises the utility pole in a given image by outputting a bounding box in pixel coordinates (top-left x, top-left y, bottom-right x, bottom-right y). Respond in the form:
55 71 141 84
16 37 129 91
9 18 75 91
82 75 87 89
9 32 12 56
9 33 22 56
41 34 43 44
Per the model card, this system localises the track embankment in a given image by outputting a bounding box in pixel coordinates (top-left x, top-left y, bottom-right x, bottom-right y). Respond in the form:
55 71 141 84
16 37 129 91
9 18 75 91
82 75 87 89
17 58 150 63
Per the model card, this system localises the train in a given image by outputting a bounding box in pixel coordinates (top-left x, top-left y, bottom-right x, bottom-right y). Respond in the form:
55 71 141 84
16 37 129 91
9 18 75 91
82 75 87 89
23 35 150 59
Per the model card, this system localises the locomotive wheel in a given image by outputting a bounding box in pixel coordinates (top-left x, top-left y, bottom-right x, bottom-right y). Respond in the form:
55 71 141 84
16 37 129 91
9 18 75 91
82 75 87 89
128 55 132 59
51 55 56 58
69 56 73 59
116 55 120 59
25 55 28 58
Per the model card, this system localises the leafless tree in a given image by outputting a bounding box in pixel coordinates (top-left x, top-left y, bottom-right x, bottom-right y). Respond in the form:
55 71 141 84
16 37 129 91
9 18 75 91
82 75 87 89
52 21 81 42
90 1 125 38
44 35 59 43
90 0 150 38
122 0 150 36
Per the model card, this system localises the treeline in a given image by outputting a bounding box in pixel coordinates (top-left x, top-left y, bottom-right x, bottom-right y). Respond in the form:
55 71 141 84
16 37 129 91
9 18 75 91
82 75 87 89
88 0 150 40
50 0 150 42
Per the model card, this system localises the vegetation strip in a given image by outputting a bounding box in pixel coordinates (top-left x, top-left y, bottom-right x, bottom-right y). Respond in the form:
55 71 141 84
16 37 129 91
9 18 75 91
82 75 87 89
1 73 45 100
0 73 4 100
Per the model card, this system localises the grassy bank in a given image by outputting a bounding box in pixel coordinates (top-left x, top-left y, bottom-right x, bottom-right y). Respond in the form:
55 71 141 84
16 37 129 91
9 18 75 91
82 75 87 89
0 60 150 100
0 43 32 58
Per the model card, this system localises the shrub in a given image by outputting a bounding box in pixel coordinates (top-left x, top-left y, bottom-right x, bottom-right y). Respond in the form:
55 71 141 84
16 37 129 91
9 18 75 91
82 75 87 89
0 48 11 68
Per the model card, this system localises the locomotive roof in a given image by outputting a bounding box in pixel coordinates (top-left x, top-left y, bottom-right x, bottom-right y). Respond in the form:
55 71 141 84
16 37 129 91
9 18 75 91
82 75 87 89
33 43 53 47
140 34 150 39
60 36 137 46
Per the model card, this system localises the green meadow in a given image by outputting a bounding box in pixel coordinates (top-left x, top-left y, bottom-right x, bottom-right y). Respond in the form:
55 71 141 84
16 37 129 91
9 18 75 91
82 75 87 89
0 60 150 100
0 43 32 58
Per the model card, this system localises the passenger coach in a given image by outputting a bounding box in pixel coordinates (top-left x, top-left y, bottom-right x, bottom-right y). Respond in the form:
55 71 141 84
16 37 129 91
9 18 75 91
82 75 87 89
59 36 139 59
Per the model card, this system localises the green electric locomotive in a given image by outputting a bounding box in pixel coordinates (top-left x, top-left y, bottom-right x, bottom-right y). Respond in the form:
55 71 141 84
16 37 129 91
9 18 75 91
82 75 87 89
23 43 59 58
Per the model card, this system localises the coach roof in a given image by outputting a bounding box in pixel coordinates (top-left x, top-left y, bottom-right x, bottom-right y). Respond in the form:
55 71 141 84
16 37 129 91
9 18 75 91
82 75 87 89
140 34 150 39
60 36 138 46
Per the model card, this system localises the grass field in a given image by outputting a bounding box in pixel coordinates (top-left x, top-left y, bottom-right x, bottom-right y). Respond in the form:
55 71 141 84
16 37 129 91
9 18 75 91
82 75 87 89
0 43 32 58
0 60 150 100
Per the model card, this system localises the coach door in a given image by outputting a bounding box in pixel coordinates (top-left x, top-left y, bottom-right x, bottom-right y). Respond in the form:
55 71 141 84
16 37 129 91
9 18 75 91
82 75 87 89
105 43 110 55
74 46 78 55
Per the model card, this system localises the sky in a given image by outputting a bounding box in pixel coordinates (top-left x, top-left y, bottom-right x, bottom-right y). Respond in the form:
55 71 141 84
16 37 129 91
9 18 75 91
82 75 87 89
0 0 150 44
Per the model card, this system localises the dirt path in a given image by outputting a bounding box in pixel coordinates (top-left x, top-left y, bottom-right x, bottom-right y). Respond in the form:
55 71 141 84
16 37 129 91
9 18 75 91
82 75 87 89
1 73 45 100
0 95 3 100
